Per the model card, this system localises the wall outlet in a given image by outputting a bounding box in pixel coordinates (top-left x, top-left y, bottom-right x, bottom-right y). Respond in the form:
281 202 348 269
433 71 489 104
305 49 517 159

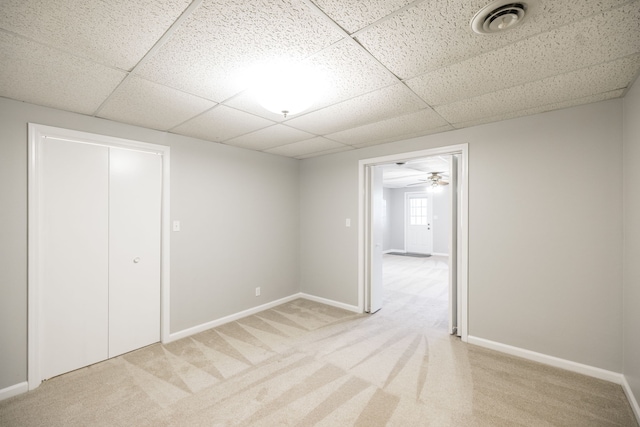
255 287 261 297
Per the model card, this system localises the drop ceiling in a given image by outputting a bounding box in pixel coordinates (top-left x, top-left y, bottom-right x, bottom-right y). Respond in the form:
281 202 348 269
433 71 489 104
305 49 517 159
1 0 638 159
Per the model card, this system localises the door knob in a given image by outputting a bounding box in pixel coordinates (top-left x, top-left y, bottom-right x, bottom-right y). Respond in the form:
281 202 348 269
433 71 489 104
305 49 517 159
133 257 140 263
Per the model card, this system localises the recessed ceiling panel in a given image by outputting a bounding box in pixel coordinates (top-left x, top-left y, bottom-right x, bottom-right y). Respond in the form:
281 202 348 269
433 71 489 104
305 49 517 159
98 77 216 131
326 108 451 146
310 0 415 33
136 0 345 102
356 0 631 79
435 54 640 124
172 105 274 143
265 137 350 158
224 125 316 151
0 32 126 115
286 84 427 135
407 4 640 106
0 0 191 70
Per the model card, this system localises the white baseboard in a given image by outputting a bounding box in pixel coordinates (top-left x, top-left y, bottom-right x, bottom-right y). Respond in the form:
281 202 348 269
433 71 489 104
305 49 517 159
166 292 362 344
622 375 640 424
383 249 405 254
431 252 449 257
299 293 361 313
166 293 303 343
0 381 28 401
467 336 624 384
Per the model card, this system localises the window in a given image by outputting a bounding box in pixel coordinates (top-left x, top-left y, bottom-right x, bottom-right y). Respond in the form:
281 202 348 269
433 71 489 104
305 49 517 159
409 197 427 225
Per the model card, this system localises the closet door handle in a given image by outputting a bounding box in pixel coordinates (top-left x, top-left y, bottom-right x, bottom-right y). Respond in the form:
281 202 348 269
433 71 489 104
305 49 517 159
133 257 141 263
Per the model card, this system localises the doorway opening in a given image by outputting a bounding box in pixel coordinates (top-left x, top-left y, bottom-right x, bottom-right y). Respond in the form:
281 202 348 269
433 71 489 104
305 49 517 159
358 144 468 341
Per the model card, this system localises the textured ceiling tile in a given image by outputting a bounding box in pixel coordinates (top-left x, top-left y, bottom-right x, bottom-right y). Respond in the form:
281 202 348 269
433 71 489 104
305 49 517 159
407 3 640 105
136 0 345 102
224 125 315 151
326 108 451 145
296 145 354 159
0 0 191 70
0 32 126 114
351 125 454 149
265 137 349 158
97 77 216 131
452 90 625 129
435 55 640 124
356 0 631 79
310 0 414 33
172 105 274 143
285 84 427 135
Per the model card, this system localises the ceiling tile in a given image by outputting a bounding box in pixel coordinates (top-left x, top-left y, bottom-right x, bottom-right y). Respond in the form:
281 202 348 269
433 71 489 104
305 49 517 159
265 137 350 158
326 108 451 146
356 0 631 79
310 0 414 33
224 125 315 151
296 145 354 159
407 3 640 105
351 125 454 149
452 89 625 129
0 32 126 115
97 77 216 131
435 54 640 124
0 0 191 70
286 83 427 135
172 105 274 143
136 0 345 102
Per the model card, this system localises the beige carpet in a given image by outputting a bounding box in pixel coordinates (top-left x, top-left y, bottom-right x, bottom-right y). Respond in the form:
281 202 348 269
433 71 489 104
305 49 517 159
1 255 636 426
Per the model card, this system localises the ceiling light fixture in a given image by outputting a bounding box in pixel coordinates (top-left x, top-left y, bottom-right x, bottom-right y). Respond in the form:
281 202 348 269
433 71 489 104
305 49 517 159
249 60 326 118
471 1 534 34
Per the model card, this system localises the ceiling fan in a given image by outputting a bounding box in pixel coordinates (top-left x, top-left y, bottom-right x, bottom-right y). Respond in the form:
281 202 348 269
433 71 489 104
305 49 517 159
408 172 450 187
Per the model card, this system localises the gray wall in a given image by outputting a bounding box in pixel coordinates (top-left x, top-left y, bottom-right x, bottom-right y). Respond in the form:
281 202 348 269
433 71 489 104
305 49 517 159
623 80 640 405
385 186 451 254
0 97 300 390
300 99 623 372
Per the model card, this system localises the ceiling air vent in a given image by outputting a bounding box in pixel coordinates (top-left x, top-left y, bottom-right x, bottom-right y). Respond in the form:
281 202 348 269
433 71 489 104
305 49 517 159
471 1 533 34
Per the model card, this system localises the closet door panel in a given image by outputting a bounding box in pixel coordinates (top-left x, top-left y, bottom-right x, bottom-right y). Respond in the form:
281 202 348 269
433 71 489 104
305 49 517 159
108 148 162 358
41 139 109 379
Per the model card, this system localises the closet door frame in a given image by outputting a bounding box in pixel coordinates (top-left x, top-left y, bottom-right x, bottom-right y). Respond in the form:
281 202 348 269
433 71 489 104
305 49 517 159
27 123 171 390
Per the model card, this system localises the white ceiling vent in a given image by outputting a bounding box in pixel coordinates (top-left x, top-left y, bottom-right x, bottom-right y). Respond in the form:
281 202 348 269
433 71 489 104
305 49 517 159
471 1 533 34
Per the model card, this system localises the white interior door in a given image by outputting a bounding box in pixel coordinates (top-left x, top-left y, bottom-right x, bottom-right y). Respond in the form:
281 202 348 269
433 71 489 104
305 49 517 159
41 139 110 380
108 148 162 357
405 193 433 254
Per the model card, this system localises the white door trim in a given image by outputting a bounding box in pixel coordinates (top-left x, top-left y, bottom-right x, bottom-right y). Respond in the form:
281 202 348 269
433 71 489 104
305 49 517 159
358 144 469 342
27 123 171 390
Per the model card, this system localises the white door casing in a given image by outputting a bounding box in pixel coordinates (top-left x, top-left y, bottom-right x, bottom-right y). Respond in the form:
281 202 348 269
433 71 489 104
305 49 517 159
358 144 469 342
28 124 171 389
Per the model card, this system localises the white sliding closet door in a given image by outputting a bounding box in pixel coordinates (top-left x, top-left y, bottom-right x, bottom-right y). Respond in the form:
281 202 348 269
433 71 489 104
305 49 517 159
41 139 110 380
108 148 161 357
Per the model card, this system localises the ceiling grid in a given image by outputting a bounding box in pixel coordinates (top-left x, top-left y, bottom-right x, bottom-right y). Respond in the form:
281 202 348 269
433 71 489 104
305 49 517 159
0 0 638 158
